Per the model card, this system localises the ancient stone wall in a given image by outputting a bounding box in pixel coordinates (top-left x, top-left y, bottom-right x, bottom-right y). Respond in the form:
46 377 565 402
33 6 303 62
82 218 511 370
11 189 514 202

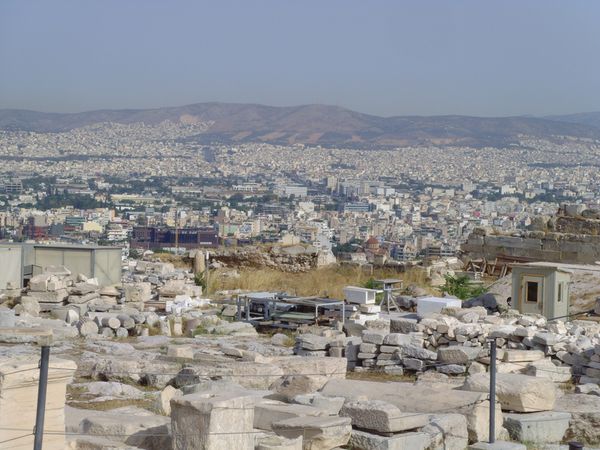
462 231 600 264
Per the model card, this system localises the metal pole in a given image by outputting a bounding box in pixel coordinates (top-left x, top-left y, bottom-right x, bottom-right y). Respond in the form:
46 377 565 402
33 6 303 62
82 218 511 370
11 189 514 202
34 345 50 450
204 251 209 294
489 338 497 444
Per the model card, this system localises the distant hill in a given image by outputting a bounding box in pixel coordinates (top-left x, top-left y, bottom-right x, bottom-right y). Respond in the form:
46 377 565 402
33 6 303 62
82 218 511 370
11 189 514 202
2 102 600 147
545 112 600 130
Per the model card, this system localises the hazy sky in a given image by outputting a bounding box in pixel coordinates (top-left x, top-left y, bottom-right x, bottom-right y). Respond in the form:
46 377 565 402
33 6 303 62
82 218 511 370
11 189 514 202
1 0 599 117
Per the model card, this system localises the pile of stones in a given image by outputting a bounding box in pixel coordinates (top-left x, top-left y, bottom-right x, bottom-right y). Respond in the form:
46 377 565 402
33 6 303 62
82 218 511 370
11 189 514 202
1 259 211 340
293 304 600 390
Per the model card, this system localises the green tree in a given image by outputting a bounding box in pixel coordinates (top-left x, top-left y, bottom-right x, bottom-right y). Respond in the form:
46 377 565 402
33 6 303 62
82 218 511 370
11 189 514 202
440 275 486 300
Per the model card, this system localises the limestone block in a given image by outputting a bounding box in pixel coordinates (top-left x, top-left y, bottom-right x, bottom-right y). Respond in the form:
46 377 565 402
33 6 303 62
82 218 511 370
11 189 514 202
320 378 503 442
361 330 386 345
78 406 170 449
554 393 600 444
256 435 303 450
503 411 570 444
254 403 325 431
27 289 69 303
171 392 255 450
421 413 468 450
390 317 419 334
167 345 195 359
16 296 40 316
348 430 429 450
296 334 329 351
437 346 482 364
502 350 545 362
272 416 351 450
525 359 572 383
29 273 52 291
383 332 424 347
124 283 152 302
400 344 437 360
461 373 556 412
340 399 430 433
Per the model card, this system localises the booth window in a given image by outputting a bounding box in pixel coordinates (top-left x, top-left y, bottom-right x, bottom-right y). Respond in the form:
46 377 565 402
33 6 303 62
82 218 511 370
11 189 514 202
526 281 539 303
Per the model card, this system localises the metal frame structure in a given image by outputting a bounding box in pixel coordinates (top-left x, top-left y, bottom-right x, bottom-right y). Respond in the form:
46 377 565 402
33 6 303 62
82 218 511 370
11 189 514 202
236 294 346 328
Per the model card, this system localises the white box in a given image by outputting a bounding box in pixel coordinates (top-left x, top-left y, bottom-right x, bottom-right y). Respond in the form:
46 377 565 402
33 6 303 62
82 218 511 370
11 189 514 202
417 296 462 318
343 286 379 305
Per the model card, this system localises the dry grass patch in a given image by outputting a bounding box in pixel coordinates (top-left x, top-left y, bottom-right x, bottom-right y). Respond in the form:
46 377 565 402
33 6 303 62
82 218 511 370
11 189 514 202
209 265 430 298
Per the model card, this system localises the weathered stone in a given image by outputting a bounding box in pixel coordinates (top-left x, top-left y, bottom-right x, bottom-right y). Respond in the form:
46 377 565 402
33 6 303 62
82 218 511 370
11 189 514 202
296 334 329 351
271 333 291 347
438 346 482 364
115 327 129 338
272 416 351 450
390 317 419 334
256 435 303 450
124 283 152 303
359 342 379 353
16 296 40 316
525 359 572 383
421 413 469 450
533 332 560 346
27 289 68 303
77 319 99 337
437 364 467 374
171 392 255 450
362 330 386 345
78 406 170 449
348 429 429 450
554 393 600 444
502 350 545 363
503 411 570 444
167 345 195 359
400 345 437 360
575 383 600 395
340 399 430 433
461 373 556 412
270 375 322 402
383 333 424 347
321 379 503 442
254 403 325 431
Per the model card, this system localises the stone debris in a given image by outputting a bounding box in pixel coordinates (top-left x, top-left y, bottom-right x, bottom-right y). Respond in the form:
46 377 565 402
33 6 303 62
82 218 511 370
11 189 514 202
5 257 600 449
462 372 557 412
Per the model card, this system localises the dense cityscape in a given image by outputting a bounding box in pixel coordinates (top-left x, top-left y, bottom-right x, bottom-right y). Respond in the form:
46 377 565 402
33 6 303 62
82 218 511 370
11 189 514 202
1 120 599 263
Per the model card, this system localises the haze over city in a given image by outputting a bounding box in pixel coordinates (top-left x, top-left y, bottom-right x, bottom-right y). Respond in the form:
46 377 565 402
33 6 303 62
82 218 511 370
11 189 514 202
1 0 600 116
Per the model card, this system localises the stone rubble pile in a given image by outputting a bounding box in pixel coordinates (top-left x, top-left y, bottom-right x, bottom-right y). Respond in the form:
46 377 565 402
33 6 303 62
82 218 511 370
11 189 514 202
293 305 600 389
1 260 215 340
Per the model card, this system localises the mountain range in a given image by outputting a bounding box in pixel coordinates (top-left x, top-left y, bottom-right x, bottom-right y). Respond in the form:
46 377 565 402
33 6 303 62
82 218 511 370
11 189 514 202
2 102 600 147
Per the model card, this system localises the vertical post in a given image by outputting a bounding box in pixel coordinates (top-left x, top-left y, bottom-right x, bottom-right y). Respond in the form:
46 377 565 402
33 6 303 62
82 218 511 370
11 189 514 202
204 251 209 295
489 338 497 444
34 345 50 450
